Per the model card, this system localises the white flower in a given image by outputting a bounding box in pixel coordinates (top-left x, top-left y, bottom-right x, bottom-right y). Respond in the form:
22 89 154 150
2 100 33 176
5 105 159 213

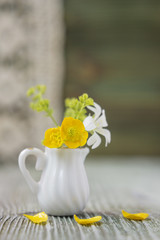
83 102 111 149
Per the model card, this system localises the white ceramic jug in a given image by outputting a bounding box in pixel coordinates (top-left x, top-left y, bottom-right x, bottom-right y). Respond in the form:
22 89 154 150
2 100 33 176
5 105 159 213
18 147 90 216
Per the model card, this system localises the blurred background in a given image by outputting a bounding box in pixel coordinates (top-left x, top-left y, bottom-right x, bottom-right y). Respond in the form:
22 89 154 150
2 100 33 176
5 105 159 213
64 0 160 156
0 0 160 163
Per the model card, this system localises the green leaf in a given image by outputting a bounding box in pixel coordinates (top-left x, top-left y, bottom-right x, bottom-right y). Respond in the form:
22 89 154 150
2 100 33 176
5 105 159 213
64 93 94 121
27 87 35 96
27 84 58 126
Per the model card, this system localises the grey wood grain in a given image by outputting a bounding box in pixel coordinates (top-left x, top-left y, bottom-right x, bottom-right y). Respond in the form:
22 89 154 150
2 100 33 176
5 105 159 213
0 158 160 239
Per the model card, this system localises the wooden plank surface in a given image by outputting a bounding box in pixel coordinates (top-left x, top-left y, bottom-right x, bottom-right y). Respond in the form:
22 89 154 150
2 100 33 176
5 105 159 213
0 158 160 239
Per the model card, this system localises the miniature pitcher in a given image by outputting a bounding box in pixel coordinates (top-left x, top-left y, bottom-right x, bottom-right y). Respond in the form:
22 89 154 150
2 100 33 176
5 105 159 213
18 147 90 216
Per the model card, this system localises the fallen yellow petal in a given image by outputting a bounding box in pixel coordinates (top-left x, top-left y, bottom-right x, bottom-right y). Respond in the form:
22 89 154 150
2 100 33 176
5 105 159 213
74 214 102 225
122 210 149 220
23 212 48 224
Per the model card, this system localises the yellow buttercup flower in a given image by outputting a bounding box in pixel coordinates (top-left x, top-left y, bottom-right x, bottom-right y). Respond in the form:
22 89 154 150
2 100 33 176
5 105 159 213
42 127 63 148
23 212 48 224
61 117 88 148
122 210 149 220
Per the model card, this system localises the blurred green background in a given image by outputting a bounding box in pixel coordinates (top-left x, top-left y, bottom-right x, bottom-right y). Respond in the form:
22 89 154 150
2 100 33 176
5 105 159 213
64 0 160 156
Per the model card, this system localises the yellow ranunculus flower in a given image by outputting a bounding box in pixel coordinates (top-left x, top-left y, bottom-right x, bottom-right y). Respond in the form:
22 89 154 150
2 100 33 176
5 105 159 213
61 117 88 148
42 127 63 148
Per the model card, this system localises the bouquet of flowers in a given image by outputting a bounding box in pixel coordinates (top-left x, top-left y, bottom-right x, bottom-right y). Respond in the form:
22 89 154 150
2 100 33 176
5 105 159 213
27 85 111 150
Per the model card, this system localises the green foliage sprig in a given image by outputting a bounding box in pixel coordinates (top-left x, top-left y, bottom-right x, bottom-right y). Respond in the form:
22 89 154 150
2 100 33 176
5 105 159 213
64 93 94 121
27 85 58 126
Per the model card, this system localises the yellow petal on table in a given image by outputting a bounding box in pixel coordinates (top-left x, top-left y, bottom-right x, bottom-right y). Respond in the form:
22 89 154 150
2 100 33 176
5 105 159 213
74 214 102 225
23 212 48 224
122 210 149 220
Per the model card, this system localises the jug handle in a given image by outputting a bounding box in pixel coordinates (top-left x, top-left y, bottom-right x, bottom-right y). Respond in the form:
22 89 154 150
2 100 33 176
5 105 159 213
18 148 46 194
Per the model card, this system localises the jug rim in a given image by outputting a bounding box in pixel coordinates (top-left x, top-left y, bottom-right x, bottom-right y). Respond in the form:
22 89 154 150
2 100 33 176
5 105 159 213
45 147 89 152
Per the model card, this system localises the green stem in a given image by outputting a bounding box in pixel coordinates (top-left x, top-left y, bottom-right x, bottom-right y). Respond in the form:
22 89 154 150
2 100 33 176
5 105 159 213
49 114 58 127
75 104 85 119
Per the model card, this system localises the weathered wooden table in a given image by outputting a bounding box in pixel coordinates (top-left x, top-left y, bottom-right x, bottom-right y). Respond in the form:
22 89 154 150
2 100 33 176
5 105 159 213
0 157 160 240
